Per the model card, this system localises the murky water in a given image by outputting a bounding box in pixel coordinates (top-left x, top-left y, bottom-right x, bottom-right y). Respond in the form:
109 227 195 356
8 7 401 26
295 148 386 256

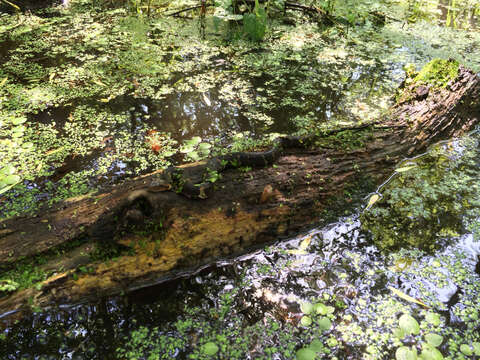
1 1 480 358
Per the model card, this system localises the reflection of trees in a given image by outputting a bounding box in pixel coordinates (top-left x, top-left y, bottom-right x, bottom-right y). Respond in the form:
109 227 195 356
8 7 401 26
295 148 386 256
436 0 479 28
438 0 449 22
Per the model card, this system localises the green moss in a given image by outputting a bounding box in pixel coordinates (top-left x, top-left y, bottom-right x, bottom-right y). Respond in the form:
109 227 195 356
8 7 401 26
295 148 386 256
412 58 460 88
0 237 86 294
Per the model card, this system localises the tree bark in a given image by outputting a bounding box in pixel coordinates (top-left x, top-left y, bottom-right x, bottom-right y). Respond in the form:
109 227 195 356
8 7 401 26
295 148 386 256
0 66 479 315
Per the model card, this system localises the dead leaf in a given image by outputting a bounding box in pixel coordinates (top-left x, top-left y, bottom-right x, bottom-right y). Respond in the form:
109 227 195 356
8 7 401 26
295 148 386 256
93 79 106 86
389 286 429 308
202 92 211 106
260 185 274 203
148 183 171 192
395 165 417 173
45 147 64 156
299 236 312 250
287 249 308 255
366 193 380 210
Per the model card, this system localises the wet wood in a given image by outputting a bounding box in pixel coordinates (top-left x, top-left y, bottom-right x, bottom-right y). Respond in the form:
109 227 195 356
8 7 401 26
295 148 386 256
0 66 479 314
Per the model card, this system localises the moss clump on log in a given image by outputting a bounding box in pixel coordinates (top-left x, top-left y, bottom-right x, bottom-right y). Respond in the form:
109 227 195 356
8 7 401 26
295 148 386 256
397 59 460 104
413 58 460 88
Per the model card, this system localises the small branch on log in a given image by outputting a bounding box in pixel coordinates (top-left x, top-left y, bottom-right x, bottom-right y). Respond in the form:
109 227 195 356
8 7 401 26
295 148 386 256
285 2 325 15
166 3 213 17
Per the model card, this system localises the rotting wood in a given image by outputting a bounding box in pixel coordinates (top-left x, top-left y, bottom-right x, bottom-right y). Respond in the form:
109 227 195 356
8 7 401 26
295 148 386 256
0 66 479 315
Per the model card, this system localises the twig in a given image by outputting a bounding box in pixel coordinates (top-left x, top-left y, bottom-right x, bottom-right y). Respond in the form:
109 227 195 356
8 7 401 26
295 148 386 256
166 0 326 18
166 3 213 17
285 2 325 15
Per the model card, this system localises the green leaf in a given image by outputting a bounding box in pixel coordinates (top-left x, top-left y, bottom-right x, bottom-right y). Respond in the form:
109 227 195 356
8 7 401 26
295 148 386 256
399 314 420 335
0 279 19 292
460 344 472 356
12 125 25 133
317 317 332 331
309 339 323 353
301 316 312 326
180 146 195 154
4 174 21 185
396 346 417 360
198 142 212 151
313 303 328 315
11 116 27 125
300 302 313 315
0 165 16 175
21 142 34 150
184 136 202 147
424 333 443 347
393 328 406 339
201 342 219 356
162 150 176 157
296 348 316 360
243 2 267 43
0 183 16 195
188 151 201 161
472 342 480 356
425 313 441 326
420 344 443 360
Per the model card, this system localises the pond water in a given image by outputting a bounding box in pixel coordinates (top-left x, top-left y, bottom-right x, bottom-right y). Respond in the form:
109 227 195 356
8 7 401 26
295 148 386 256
1 0 480 358
1 0 479 219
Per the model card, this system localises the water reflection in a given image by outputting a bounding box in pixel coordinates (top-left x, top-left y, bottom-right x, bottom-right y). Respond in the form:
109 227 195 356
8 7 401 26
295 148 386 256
2 209 478 359
437 0 479 29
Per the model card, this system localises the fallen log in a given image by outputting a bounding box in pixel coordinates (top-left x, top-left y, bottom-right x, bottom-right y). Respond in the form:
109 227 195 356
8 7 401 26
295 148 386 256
0 62 479 315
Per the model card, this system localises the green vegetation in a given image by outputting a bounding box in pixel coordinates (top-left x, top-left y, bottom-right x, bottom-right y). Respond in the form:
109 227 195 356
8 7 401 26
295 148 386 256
361 135 480 250
412 59 460 88
0 0 480 359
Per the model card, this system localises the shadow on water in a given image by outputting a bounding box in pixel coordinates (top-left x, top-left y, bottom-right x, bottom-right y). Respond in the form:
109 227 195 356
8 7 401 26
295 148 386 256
23 57 390 190
0 40 18 66
0 0 62 14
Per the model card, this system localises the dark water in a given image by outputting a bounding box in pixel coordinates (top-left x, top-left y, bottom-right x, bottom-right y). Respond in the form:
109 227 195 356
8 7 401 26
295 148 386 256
16 61 389 192
0 0 62 14
1 213 479 359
